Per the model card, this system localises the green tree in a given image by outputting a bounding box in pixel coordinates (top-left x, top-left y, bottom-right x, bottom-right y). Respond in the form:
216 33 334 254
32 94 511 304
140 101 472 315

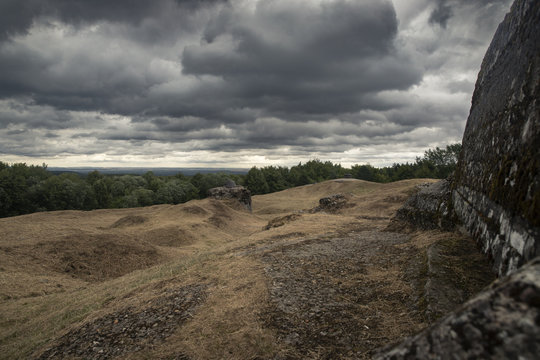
415 143 462 178
110 179 127 197
86 170 103 185
37 174 96 211
245 167 269 194
143 171 164 192
156 179 197 204
93 178 112 208
190 173 231 198
351 164 380 182
133 188 155 207
0 163 50 216
260 166 287 193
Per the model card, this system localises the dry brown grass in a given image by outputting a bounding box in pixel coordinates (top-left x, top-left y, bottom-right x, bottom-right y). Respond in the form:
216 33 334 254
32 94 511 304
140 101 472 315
0 178 484 359
128 257 285 360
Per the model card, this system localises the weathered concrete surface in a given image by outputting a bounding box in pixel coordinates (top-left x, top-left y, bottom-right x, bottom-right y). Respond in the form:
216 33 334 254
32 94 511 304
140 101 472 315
377 1 540 358
374 257 540 360
207 185 252 212
452 0 540 276
391 179 455 231
392 0 539 276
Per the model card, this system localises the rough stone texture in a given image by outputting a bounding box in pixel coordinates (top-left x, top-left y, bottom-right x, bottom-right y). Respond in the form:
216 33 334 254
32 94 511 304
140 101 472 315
392 179 455 231
37 284 206 359
311 194 349 213
374 257 540 360
224 179 236 188
452 0 540 276
453 185 539 276
377 1 540 358
207 185 252 212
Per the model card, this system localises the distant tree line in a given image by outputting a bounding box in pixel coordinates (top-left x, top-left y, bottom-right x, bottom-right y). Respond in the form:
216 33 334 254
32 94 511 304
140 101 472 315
0 144 460 218
244 143 461 194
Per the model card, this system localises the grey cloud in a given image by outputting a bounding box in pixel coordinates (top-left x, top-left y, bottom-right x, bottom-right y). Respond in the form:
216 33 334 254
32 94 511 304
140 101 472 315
179 0 422 119
429 1 453 28
0 0 43 41
0 99 78 129
184 0 400 76
0 30 170 113
0 0 227 41
429 0 510 29
1 0 421 129
6 129 28 136
0 0 513 166
447 79 475 94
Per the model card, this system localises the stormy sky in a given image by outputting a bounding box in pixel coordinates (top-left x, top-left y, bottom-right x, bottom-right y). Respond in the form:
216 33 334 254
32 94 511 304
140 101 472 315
0 0 512 168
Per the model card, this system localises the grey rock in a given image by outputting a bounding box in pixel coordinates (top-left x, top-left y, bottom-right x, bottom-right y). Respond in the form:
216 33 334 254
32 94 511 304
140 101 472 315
207 185 252 212
392 179 455 231
224 179 236 188
374 257 540 360
312 194 348 213
37 284 207 359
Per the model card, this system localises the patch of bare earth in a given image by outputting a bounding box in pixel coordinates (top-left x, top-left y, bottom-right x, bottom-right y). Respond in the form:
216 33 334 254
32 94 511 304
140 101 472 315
257 230 424 359
37 284 207 359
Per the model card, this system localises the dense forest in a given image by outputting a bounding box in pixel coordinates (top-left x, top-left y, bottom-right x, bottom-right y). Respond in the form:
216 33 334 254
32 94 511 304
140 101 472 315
0 144 460 218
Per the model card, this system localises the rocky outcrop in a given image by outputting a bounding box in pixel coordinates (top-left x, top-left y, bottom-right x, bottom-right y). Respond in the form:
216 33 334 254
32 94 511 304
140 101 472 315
392 179 455 231
374 257 540 360
451 0 540 276
311 194 349 213
207 185 252 212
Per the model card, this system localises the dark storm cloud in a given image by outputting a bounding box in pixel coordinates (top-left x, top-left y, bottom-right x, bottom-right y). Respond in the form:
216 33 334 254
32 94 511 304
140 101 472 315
0 99 80 129
179 0 422 118
429 0 508 28
0 0 227 41
429 1 453 28
0 0 419 121
0 0 514 166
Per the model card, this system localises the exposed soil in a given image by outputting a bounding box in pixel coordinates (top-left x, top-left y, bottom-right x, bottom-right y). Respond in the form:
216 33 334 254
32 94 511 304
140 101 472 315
257 230 424 359
110 215 148 228
264 214 302 230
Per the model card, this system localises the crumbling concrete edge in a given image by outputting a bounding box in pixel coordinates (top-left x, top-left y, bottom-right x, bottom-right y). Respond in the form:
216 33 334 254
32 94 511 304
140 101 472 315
374 257 540 360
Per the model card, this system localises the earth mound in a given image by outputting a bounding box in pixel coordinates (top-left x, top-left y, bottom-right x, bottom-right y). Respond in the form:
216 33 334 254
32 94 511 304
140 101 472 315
110 215 148 228
36 234 161 282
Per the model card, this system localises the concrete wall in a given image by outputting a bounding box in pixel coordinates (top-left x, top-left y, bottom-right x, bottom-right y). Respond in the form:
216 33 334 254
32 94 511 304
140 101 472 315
452 0 540 276
374 257 540 359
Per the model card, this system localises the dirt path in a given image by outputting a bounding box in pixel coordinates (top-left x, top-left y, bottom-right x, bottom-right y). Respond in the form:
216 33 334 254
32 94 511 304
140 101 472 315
254 229 425 359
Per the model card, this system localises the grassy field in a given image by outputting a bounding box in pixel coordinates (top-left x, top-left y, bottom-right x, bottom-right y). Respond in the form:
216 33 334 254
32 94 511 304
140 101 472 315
0 179 493 359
